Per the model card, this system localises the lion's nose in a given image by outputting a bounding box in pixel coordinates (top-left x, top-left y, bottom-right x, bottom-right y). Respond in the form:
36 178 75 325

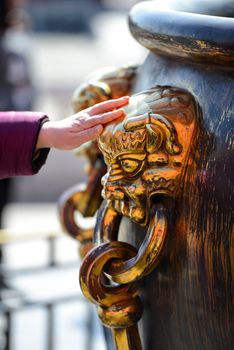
102 184 125 200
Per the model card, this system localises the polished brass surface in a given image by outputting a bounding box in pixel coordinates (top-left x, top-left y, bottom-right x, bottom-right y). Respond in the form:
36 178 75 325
79 203 168 350
112 327 142 350
99 86 198 226
58 183 95 257
58 65 137 257
72 65 137 112
95 202 168 282
78 85 198 349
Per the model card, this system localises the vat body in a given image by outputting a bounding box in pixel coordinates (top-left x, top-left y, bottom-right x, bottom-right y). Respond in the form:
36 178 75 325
125 2 233 349
64 2 233 349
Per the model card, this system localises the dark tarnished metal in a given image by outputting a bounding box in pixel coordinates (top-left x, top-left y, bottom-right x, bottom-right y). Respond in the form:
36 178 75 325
126 2 234 349
129 1 234 66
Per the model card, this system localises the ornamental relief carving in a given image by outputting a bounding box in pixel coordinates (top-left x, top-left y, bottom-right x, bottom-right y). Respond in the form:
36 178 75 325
99 86 198 226
59 65 138 251
60 77 199 349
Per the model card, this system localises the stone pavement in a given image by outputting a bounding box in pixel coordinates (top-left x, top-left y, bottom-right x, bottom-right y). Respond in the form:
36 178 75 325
2 203 106 350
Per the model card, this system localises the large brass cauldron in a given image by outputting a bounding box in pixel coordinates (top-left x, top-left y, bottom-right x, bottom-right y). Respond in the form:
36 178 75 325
127 2 234 349
60 1 233 349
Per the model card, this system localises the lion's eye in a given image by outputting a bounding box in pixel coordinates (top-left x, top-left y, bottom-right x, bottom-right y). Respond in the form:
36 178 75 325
120 159 142 174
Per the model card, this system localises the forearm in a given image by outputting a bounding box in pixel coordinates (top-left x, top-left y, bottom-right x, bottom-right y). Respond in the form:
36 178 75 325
0 97 129 178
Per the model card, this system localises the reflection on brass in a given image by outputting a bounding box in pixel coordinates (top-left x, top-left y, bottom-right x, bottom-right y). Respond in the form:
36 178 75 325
58 65 137 257
58 182 101 257
79 85 198 349
72 65 137 112
99 86 198 226
80 203 168 350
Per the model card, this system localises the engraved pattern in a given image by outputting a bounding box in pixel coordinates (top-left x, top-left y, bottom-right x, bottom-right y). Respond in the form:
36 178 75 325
79 85 198 349
99 86 198 225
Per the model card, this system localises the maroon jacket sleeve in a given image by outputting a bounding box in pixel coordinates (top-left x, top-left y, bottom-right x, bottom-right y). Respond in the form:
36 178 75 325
0 111 50 179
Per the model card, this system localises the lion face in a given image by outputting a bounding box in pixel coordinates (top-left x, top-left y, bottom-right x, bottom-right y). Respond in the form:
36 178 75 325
99 87 198 226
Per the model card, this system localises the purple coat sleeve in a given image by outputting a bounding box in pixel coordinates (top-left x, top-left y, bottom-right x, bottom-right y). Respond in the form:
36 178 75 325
0 111 50 179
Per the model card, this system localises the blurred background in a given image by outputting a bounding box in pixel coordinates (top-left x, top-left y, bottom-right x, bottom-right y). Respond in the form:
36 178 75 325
1 0 146 203
0 0 146 349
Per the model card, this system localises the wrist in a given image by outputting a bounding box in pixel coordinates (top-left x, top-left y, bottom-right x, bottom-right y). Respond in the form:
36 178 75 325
36 120 53 150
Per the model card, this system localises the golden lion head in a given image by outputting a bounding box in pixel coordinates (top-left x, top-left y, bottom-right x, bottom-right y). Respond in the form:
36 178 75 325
99 86 198 225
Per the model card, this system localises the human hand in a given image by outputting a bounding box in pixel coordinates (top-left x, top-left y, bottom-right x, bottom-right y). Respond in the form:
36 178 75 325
36 96 129 150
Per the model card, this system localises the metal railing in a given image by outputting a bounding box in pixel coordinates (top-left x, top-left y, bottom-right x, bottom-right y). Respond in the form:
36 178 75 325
0 229 95 350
